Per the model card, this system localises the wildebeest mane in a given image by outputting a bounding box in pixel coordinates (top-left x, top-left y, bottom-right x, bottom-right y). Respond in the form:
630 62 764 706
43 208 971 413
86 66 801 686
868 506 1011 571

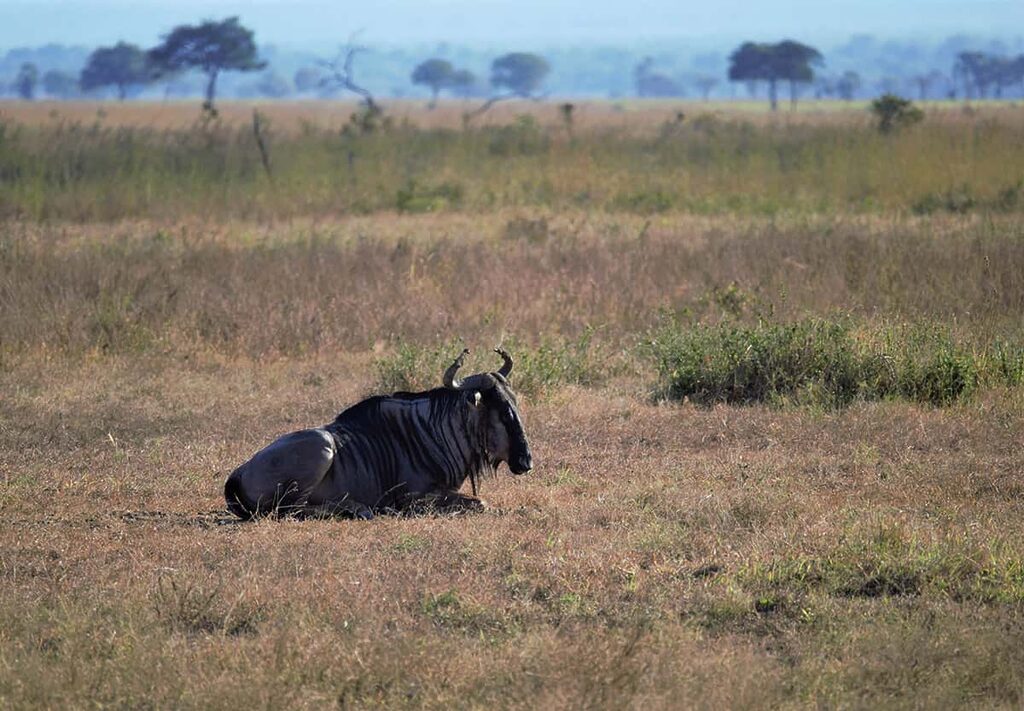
331 387 463 425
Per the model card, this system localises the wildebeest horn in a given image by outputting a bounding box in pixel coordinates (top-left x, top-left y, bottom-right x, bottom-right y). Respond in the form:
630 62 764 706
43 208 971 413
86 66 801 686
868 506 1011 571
494 347 513 378
443 348 470 389
443 348 498 391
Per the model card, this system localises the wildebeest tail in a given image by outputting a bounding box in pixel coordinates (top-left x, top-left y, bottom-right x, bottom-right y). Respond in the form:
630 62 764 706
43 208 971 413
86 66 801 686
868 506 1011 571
224 470 256 520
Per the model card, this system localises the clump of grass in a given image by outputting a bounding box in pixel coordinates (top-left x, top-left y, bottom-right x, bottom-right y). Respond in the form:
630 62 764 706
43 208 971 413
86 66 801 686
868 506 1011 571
646 315 1013 408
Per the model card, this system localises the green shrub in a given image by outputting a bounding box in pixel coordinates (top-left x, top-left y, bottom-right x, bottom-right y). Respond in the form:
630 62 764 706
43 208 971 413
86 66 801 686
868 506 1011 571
647 317 866 407
395 180 464 213
647 316 990 408
871 94 924 134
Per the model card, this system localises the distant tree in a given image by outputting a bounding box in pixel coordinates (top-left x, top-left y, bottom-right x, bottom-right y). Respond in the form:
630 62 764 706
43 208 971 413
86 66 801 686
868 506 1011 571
256 71 292 98
774 40 824 108
318 36 380 113
835 71 861 101
42 69 79 99
411 58 454 108
912 70 945 101
490 53 550 97
293 67 323 94
992 56 1023 98
463 52 550 124
694 75 719 101
728 43 774 107
15 62 38 100
80 42 149 100
148 17 265 112
952 51 1013 99
870 94 923 133
728 40 823 110
634 57 682 98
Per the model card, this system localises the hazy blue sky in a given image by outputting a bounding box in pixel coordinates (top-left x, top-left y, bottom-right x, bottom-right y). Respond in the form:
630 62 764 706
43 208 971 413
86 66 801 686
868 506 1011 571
0 0 1019 49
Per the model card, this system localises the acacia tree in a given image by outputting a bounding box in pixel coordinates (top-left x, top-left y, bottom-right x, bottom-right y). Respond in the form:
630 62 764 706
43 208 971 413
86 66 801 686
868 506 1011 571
464 52 550 123
148 17 265 112
491 53 549 96
728 40 822 110
411 58 454 108
775 40 822 107
80 42 150 100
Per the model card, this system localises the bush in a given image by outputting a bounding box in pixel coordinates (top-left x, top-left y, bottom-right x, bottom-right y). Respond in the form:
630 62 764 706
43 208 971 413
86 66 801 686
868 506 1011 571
647 316 989 408
871 94 924 134
395 180 464 213
648 317 866 407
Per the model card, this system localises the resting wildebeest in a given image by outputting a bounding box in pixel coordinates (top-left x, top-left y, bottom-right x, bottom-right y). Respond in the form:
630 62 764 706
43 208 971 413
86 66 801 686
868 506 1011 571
224 348 532 519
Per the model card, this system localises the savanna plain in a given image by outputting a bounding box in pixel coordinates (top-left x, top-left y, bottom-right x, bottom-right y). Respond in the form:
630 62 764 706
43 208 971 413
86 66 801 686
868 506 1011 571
3 100 1024 709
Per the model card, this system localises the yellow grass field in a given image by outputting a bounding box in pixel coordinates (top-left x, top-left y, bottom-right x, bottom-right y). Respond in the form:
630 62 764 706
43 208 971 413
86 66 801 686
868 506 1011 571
2 97 1021 133
2 101 1024 709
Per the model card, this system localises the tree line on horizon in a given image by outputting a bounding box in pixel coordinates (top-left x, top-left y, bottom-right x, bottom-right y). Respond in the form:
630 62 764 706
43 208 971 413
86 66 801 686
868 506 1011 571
4 16 1023 110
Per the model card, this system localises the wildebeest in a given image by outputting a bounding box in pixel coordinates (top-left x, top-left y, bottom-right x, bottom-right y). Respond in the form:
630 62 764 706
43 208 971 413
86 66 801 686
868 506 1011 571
224 348 533 519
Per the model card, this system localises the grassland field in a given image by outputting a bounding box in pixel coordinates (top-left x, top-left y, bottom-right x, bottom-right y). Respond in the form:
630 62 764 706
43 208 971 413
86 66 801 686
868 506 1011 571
2 99 1024 709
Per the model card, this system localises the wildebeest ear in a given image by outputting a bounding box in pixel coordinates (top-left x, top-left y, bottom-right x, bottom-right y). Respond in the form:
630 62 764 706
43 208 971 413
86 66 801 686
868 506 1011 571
465 391 481 407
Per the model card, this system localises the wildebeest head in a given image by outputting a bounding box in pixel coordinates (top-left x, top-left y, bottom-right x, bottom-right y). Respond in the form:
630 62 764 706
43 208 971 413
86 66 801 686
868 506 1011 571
443 348 533 475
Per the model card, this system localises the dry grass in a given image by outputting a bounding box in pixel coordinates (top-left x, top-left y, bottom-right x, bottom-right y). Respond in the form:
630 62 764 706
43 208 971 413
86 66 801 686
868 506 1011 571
1 101 1022 221
2 102 1024 707
3 351 1024 708
3 99 1022 132
3 213 1023 362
